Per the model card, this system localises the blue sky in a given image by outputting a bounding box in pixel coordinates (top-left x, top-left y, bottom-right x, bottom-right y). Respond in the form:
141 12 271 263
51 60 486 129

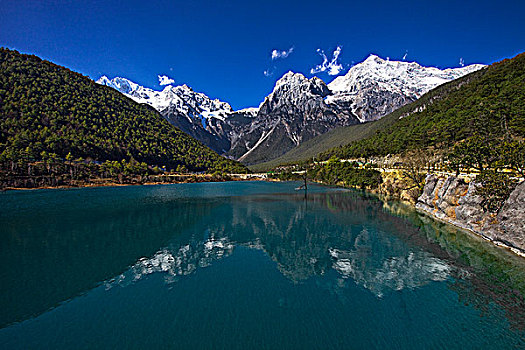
1 0 524 109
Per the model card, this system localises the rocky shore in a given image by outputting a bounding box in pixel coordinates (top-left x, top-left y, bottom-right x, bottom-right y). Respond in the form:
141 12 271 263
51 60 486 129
416 174 525 256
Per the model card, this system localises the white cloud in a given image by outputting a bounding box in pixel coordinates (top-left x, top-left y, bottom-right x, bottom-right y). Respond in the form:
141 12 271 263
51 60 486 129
459 58 465 67
263 69 273 77
158 75 175 86
310 46 344 76
271 47 294 60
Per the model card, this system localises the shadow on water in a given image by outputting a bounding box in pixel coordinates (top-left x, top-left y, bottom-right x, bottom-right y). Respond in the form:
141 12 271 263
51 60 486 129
1 182 524 333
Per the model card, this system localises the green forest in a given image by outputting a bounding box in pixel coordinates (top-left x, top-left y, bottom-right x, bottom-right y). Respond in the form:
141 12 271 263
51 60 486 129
320 53 525 160
307 158 382 189
271 158 382 190
0 48 246 187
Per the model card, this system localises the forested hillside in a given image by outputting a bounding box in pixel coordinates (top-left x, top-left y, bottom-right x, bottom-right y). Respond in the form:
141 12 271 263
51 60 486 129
0 48 246 182
320 53 525 160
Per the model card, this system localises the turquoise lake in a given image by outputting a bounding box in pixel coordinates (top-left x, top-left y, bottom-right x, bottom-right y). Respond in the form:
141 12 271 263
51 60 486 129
1 181 524 349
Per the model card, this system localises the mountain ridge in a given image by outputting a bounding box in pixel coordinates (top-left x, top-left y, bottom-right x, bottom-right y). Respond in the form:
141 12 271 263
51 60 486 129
98 55 486 164
326 54 485 122
225 71 360 164
319 52 524 161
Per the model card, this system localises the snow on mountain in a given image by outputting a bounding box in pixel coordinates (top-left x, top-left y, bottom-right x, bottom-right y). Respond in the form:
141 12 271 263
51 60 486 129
235 107 259 117
96 76 234 122
97 76 260 153
225 71 359 164
326 54 486 122
263 71 330 104
97 54 486 163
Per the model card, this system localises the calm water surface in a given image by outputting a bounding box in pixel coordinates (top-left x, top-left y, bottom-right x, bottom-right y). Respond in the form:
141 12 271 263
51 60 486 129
1 181 524 349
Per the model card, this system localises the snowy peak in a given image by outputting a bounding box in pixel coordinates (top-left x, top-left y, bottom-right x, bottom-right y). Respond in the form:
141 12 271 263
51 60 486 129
272 71 326 91
326 54 486 121
266 71 331 105
274 71 307 87
97 76 144 95
97 76 233 119
329 54 485 96
97 75 259 154
269 71 310 98
442 64 486 76
235 107 259 117
96 75 111 86
228 70 360 164
363 54 383 64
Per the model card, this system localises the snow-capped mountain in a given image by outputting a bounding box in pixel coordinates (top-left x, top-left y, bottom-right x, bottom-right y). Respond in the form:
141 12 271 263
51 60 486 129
225 72 359 163
97 76 256 153
326 54 485 122
97 76 233 117
97 55 485 164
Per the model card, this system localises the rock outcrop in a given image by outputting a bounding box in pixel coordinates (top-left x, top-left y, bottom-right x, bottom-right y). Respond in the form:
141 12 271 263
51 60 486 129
416 175 524 255
483 181 525 252
225 72 360 164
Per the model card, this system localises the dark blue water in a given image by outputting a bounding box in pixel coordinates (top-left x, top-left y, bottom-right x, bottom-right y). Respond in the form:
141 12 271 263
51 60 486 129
1 181 524 349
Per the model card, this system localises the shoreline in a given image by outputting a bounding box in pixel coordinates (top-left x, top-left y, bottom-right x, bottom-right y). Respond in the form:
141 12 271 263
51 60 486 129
309 178 525 260
0 175 265 192
415 204 525 259
4 176 523 260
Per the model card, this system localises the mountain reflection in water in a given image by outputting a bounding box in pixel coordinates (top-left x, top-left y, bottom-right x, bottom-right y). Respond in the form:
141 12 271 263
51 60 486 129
1 182 524 337
99 188 525 331
110 211 453 300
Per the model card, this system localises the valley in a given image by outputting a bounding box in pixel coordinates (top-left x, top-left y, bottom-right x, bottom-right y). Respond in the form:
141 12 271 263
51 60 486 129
1 1 524 348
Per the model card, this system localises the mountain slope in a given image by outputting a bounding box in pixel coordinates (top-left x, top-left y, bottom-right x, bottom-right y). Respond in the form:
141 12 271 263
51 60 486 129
225 72 360 164
251 67 492 171
236 57 483 165
0 48 246 173
327 54 485 122
321 52 524 160
97 76 256 153
98 55 485 166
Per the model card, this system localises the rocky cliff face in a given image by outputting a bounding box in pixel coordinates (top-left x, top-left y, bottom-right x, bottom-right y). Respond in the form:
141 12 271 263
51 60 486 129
483 181 525 253
162 105 256 154
226 72 360 164
416 175 525 255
